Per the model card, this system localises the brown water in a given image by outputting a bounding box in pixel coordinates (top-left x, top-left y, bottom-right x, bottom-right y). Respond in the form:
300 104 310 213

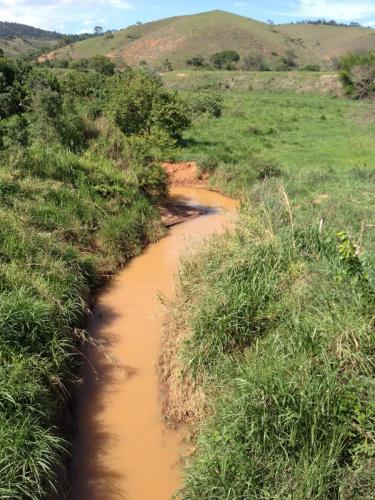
70 187 236 500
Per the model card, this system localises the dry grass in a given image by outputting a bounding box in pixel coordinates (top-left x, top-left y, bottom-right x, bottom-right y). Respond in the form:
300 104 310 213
159 297 207 428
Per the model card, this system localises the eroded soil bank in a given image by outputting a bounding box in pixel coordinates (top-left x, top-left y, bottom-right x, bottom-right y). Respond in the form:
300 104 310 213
70 187 236 500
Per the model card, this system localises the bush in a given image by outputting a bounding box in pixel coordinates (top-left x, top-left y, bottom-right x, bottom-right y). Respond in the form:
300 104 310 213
242 53 269 71
107 70 190 137
210 50 240 70
185 93 223 118
87 55 116 76
186 55 205 68
340 51 375 99
300 64 321 71
61 71 106 99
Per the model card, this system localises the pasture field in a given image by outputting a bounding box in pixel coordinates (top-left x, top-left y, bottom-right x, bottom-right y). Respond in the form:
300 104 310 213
164 69 343 95
166 89 375 498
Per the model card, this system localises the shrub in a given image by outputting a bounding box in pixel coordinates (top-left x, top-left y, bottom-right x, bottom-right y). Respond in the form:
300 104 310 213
242 53 269 71
300 64 321 71
87 55 116 76
210 50 240 70
185 93 223 118
340 51 375 99
186 55 205 68
61 71 106 99
107 70 190 137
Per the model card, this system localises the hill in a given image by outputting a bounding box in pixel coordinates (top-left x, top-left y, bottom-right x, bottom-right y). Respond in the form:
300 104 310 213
0 21 62 57
43 10 375 69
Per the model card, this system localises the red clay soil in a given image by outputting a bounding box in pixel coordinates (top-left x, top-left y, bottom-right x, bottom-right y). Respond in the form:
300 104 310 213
157 161 208 227
163 161 207 187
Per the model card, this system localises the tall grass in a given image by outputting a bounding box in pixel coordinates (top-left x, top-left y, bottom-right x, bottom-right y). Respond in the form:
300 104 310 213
0 139 163 496
166 89 375 498
174 189 374 498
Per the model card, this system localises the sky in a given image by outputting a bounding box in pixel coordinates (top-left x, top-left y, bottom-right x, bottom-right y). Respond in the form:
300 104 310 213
1 0 375 34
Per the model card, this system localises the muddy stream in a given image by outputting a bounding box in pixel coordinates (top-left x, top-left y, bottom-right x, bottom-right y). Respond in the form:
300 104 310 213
70 187 236 500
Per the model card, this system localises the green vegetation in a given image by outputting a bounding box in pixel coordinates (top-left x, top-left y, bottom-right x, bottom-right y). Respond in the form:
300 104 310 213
340 51 375 98
1 14 375 494
167 89 375 497
0 21 62 40
210 50 240 70
45 10 375 71
0 57 192 496
163 70 343 96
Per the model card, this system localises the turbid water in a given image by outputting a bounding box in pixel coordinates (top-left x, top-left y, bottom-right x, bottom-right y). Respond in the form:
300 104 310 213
70 187 236 500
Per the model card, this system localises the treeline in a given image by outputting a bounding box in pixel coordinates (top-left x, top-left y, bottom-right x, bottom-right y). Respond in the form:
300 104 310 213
295 19 363 28
186 49 319 72
0 21 62 40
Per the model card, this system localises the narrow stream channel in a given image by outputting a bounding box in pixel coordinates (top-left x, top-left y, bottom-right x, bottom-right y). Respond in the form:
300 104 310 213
70 187 237 500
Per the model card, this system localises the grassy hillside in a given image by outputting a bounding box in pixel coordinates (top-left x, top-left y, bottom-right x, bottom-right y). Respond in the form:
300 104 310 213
0 37 57 57
45 10 375 69
278 23 375 65
0 21 62 57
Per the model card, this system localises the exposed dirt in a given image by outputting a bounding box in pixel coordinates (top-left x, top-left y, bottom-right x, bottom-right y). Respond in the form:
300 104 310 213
163 161 207 187
157 162 209 226
109 26 186 65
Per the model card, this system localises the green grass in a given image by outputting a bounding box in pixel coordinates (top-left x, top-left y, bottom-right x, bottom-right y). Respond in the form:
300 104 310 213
177 91 375 237
168 90 375 498
0 140 163 496
163 70 342 95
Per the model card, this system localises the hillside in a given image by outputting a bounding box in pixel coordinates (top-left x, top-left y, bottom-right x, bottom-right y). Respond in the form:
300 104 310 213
44 10 375 69
0 21 61 57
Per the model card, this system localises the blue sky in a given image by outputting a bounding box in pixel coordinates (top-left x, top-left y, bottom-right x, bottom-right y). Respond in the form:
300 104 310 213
1 0 375 33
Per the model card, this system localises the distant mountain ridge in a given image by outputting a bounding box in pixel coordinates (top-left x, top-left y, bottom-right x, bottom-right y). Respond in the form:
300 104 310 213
0 21 62 40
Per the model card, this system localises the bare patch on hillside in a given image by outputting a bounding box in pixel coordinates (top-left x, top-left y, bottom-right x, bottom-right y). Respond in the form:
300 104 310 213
110 26 186 65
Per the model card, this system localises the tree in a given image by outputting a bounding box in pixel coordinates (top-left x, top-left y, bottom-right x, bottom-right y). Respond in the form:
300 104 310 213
210 50 240 70
88 55 116 75
107 70 190 137
94 26 103 36
186 55 205 68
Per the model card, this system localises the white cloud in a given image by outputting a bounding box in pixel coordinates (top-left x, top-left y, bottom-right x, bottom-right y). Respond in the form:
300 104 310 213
0 0 134 31
234 2 248 7
292 0 375 21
